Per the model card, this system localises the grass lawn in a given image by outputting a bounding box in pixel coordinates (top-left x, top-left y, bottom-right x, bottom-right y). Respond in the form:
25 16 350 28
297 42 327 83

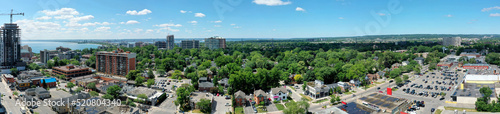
435 109 443 114
235 107 244 114
345 91 356 95
192 109 202 113
275 104 285 110
444 106 477 112
313 99 329 103
285 101 295 107
299 94 312 101
257 108 267 113
374 81 385 84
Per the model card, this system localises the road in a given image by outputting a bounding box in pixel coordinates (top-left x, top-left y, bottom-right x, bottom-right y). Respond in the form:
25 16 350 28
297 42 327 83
1 78 23 114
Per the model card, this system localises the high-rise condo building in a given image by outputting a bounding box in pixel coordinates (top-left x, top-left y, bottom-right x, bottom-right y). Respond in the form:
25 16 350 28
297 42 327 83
205 36 226 50
167 35 175 50
181 40 200 49
96 48 136 76
0 23 24 69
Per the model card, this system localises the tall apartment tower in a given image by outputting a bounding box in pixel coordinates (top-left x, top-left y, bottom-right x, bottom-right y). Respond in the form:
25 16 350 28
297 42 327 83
0 23 22 69
205 36 226 50
166 35 175 50
96 48 136 76
181 40 200 49
442 37 461 46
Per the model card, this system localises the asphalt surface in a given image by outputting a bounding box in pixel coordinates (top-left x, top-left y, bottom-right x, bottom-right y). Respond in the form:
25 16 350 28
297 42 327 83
1 78 23 114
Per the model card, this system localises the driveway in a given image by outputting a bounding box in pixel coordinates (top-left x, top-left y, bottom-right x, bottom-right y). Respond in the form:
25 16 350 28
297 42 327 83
244 106 256 114
267 103 279 112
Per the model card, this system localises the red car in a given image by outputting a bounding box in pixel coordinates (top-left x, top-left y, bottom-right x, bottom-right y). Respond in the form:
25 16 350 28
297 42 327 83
379 91 383 93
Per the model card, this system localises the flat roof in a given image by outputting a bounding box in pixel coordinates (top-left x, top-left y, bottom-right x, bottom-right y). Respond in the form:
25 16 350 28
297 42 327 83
466 69 498 75
53 65 89 72
453 83 496 98
357 93 407 110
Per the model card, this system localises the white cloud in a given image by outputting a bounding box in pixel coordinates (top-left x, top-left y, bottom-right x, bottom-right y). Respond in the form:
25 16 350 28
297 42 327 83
69 15 94 22
195 13 206 17
214 25 221 27
378 13 386 16
81 28 89 32
213 20 222 23
154 23 182 27
134 29 144 33
54 15 74 19
338 17 344 19
189 21 198 25
94 27 111 32
230 24 236 26
445 14 453 17
41 8 80 16
234 26 241 29
146 29 154 33
120 20 140 25
253 0 291 6
296 7 305 12
180 10 187 13
126 9 152 15
490 13 500 17
65 22 112 27
36 16 52 20
482 6 500 12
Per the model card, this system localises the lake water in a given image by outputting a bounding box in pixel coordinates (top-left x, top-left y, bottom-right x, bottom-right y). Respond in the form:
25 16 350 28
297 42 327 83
21 41 101 53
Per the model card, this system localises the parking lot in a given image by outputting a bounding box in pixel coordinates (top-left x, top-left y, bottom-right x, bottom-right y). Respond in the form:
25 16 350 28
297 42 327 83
212 95 232 114
153 78 191 93
389 67 466 114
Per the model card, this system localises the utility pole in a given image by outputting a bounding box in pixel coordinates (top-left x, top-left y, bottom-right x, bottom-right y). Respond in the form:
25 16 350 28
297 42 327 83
0 9 24 23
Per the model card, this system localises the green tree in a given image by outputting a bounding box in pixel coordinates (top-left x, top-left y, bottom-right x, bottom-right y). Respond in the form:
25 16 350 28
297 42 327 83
395 77 403 85
66 82 75 92
10 68 19 77
90 91 99 97
147 69 155 79
135 76 145 86
146 79 155 88
107 85 122 98
75 87 84 93
174 85 195 111
102 94 114 100
403 75 409 81
86 82 96 91
198 98 212 113
137 94 148 103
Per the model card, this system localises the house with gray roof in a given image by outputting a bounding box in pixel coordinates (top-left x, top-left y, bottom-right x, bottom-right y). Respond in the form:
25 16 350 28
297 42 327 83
199 82 214 92
269 86 287 101
234 90 246 106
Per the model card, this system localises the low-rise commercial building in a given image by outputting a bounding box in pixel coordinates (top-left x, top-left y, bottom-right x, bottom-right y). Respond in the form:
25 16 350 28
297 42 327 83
199 82 214 92
2 74 15 83
123 86 165 106
52 64 92 78
190 92 214 110
463 63 489 70
356 93 410 114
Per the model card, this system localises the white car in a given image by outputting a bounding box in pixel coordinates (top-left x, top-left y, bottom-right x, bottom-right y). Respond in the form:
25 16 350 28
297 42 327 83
225 103 230 106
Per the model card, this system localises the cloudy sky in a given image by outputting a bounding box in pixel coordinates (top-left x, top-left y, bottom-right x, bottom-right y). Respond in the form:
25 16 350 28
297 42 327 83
0 0 499 40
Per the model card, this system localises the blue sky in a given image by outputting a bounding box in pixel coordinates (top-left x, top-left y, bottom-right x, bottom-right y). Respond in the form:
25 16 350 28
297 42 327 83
0 0 499 40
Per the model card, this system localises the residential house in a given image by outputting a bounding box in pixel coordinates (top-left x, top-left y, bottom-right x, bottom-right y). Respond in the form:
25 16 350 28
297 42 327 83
402 61 410 66
349 79 361 87
199 77 209 83
234 90 246 107
219 78 229 88
414 57 425 66
269 86 287 101
391 63 402 69
199 82 214 92
254 89 268 105
366 74 378 82
376 71 386 78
